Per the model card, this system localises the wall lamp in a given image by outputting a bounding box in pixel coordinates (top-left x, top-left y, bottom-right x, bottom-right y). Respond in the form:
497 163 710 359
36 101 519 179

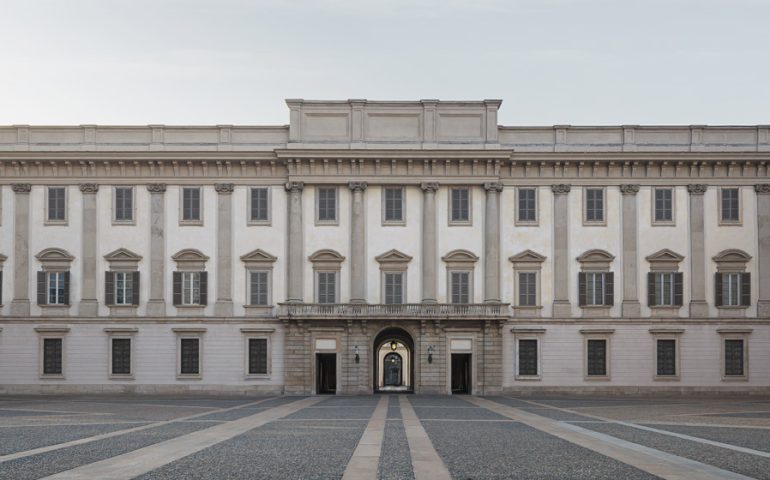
427 345 434 364
353 345 360 364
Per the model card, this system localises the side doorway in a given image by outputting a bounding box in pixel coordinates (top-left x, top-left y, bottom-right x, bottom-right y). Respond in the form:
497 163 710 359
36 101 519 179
451 353 471 394
316 353 337 394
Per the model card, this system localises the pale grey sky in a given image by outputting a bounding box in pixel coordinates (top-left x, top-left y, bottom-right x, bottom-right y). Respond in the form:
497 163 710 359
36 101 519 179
1 0 767 126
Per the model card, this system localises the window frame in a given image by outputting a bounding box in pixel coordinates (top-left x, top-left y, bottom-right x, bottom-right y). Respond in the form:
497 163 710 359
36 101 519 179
248 269 272 307
315 186 339 225
718 187 742 226
584 272 606 306
113 271 134 306
649 329 683 381
514 336 542 380
112 186 136 225
381 186 406 226
582 187 606 226
105 328 137 380
174 328 205 380
315 270 339 304
241 329 274 379
382 271 405 305
581 329 613 381
517 271 539 307
448 270 472 304
47 271 68 305
651 187 675 226
248 186 271 226
515 187 539 226
45 186 68 225
181 271 202 306
719 329 750 381
448 187 472 226
179 186 204 226
36 326 69 379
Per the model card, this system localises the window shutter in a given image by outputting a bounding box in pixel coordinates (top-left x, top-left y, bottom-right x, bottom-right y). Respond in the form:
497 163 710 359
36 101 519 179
37 271 47 305
674 272 684 306
173 271 182 306
714 272 723 307
62 272 70 305
199 271 208 306
132 272 140 306
647 272 656 307
105 271 114 305
741 272 751 307
578 273 586 307
0 271 2 302
604 272 614 306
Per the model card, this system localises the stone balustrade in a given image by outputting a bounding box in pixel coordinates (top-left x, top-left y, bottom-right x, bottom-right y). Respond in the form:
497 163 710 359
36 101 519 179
277 303 510 319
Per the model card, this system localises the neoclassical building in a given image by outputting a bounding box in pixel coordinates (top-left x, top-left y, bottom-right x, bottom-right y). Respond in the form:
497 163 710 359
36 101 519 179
0 99 769 395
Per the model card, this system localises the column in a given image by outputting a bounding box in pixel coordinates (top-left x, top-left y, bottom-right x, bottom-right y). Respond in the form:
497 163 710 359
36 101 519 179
620 184 641 317
348 182 367 304
688 184 709 317
421 182 439 304
215 183 234 316
756 184 770 316
483 182 503 303
285 181 305 303
551 184 572 317
146 184 167 316
79 183 99 316
10 183 31 316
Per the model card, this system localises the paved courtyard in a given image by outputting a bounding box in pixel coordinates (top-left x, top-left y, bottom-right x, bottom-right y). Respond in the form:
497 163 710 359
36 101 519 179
1 394 770 479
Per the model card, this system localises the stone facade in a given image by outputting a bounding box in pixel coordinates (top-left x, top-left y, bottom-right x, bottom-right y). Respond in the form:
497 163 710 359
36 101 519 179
0 99 769 395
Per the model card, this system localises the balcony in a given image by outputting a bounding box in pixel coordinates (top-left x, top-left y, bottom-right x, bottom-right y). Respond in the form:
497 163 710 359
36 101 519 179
277 303 510 320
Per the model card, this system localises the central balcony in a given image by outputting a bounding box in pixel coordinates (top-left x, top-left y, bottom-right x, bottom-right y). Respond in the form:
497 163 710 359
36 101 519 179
277 303 510 320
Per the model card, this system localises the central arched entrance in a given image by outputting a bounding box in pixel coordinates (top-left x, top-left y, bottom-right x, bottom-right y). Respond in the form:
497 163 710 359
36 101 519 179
374 327 414 393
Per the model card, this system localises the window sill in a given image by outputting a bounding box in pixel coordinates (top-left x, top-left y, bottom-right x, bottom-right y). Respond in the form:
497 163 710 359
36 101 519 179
582 221 607 227
580 306 610 318
40 374 65 380
513 306 542 318
245 374 271 380
514 221 539 227
176 374 202 380
382 221 406 227
448 221 472 227
315 220 339 226
718 306 748 318
651 221 676 227
44 221 68 227
175 306 205 316
514 375 542 381
111 221 136 226
243 305 274 316
109 375 135 381
650 306 682 317
584 375 611 381
718 220 743 227
247 220 272 226
653 375 680 381
40 305 70 316
721 375 748 382
108 306 138 316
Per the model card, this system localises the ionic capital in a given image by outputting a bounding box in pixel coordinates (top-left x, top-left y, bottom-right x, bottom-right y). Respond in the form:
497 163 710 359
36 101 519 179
551 184 571 195
11 183 31 194
619 184 640 195
755 184 770 195
687 184 708 195
215 183 234 194
420 182 440 193
146 183 167 194
284 181 305 193
484 182 504 193
79 183 99 194
348 181 368 193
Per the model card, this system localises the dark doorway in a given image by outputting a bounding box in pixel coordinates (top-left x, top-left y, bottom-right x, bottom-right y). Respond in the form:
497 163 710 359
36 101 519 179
316 353 337 394
451 353 471 394
383 352 403 387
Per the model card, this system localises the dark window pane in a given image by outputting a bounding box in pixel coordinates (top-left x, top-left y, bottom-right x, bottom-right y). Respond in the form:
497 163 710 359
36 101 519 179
656 339 676 376
250 271 269 305
451 272 470 304
384 188 403 222
518 189 536 222
587 339 607 376
251 188 269 221
48 187 66 221
318 188 337 221
721 188 740 221
111 338 132 375
451 188 470 222
724 339 744 376
43 338 63 375
318 272 336 304
654 189 673 222
180 338 200 375
384 272 403 304
518 272 537 306
248 338 268 375
586 188 604 222
115 187 133 221
183 188 201 221
518 339 538 376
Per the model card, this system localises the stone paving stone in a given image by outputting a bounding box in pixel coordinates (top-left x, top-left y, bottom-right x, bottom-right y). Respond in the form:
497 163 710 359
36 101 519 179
0 423 149 455
0 409 64 417
641 423 770 454
414 406 508 420
489 397 599 422
0 421 219 480
709 411 770 419
193 407 271 422
386 395 401 419
406 395 474 407
283 406 376 420
378 420 414 480
581 422 770 480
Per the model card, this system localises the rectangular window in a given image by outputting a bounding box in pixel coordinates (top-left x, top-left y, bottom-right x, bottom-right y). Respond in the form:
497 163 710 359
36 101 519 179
250 187 269 223
43 338 63 375
180 338 200 375
182 187 201 222
47 187 66 222
182 272 201 306
517 188 537 223
518 339 538 376
249 271 269 306
114 187 134 222
111 338 132 375
654 273 675 306
114 272 134 306
585 272 606 306
585 188 604 223
450 188 470 223
317 272 337 304
317 187 337 223
518 272 537 306
383 187 404 223
450 272 470 304
586 339 607 376
654 188 673 223
384 272 404 305
47 272 67 305
721 188 740 223
724 339 745 376
248 338 268 375
722 272 741 307
656 339 677 376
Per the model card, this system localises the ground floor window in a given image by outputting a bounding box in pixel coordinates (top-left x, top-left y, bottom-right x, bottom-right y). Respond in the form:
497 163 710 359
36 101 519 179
42 338 63 375
248 338 268 375
517 339 538 376
656 339 677 376
111 338 132 376
178 337 202 377
586 339 607 377
724 339 745 377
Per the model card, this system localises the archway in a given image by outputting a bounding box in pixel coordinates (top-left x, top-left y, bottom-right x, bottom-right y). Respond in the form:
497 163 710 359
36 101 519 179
373 327 414 393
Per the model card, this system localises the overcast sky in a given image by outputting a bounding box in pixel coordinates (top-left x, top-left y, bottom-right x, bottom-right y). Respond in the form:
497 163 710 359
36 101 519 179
1 0 767 126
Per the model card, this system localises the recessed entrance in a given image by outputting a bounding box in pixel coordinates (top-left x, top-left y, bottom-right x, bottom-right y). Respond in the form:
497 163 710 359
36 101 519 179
374 327 414 393
451 353 471 394
316 353 336 394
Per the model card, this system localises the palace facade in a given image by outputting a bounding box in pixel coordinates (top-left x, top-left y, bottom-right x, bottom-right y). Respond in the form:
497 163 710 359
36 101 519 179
1 99 769 395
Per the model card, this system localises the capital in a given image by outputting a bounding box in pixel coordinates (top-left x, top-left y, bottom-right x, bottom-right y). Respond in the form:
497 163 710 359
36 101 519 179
687 184 708 195
146 183 167 194
420 182 440 193
11 183 31 194
79 183 99 194
551 184 571 195
619 184 640 195
484 182 503 193
284 181 305 193
348 181 368 193
755 184 770 195
215 183 234 194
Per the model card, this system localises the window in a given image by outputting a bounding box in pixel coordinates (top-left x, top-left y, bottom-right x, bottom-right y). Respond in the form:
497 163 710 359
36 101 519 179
172 249 209 308
649 272 684 307
104 249 142 310
317 272 337 304
181 187 202 223
47 272 67 305
248 338 268 375
35 248 74 307
713 249 751 309
517 188 537 224
450 272 470 304
510 250 546 315
518 339 538 376
180 338 200 375
383 187 404 224
249 271 269 306
724 339 745 377
114 272 134 306
43 338 63 375
580 272 612 306
720 188 740 223
586 339 607 377
653 188 673 223
450 188 471 224
114 187 134 223
656 339 677 376
249 187 270 223
518 272 537 306
584 188 605 223
111 338 132 375
47 187 67 223
182 272 201 305
317 187 337 223
384 272 404 305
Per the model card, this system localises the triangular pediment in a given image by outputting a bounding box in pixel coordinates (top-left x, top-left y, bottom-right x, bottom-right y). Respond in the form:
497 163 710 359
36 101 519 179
509 249 547 264
441 249 479 263
35 248 74 262
375 249 413 264
103 248 143 262
172 249 210 262
576 249 615 263
308 249 345 263
713 249 752 263
240 249 278 263
645 249 684 264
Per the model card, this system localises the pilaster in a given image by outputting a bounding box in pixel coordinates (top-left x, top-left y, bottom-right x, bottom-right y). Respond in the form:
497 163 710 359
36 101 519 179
756 184 770 316
146 183 167 316
349 182 367 304
10 183 31 316
620 184 641 317
214 183 234 316
421 182 439 303
285 181 305 303
483 182 503 303
78 183 99 316
551 184 572 317
688 184 709 316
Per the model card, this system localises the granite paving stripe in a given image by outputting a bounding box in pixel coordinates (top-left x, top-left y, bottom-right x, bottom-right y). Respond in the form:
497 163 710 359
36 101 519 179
400 395 451 480
379 419 414 480
283 406 377 420
642 424 770 454
386 395 402 420
42 397 322 480
491 396 601 422
0 423 149 455
413 406 508 420
342 396 389 480
708 411 770 419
